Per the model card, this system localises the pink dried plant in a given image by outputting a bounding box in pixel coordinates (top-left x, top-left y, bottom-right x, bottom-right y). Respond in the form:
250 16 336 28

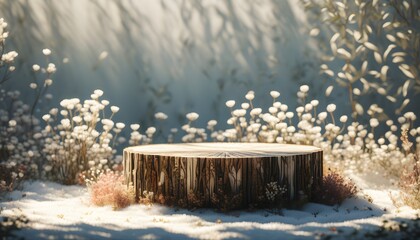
313 170 358 206
88 171 135 210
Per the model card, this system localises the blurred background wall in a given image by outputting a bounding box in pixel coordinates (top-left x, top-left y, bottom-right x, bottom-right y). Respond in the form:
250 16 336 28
1 0 386 138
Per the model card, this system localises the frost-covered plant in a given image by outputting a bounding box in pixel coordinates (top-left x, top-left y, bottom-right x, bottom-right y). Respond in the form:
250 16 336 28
187 86 419 177
87 171 135 210
0 164 25 198
0 210 29 239
0 18 51 187
399 129 420 209
303 0 420 119
312 170 358 206
41 90 127 184
0 18 17 84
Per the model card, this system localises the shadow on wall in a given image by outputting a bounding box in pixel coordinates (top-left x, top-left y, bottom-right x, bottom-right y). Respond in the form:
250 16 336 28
0 0 318 130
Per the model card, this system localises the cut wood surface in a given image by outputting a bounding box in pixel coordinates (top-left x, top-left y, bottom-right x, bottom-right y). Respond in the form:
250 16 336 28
123 143 323 209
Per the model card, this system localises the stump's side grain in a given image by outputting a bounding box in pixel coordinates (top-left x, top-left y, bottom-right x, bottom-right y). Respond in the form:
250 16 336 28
124 143 323 209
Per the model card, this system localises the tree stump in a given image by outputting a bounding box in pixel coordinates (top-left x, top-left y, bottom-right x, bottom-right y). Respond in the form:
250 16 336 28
123 143 322 209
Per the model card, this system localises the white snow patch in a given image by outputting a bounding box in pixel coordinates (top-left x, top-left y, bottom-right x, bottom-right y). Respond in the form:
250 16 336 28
1 173 419 239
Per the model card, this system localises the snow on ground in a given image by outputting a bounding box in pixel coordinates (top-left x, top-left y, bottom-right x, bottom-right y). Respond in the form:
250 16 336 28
1 173 419 239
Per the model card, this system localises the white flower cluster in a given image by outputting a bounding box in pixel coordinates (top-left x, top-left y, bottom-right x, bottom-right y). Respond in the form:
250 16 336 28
0 89 43 179
181 112 207 143
128 124 156 145
196 86 419 176
41 90 129 183
265 182 287 202
0 18 8 43
0 19 18 72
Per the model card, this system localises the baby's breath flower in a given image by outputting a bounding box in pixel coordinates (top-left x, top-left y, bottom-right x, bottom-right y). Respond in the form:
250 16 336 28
2 51 18 63
296 107 304 113
245 91 255 101
287 126 296 133
241 103 250 109
130 124 140 131
44 79 53 86
186 112 199 121
270 90 280 98
61 119 71 128
233 109 246 117
280 105 288 112
94 89 104 97
340 115 348 123
327 104 336 112
72 116 82 123
207 120 217 127
155 112 168 120
8 119 17 127
101 119 114 128
300 85 309 93
225 100 235 108
286 112 294 119
110 106 119 113
42 114 51 122
146 127 156 135
42 48 52 56
250 108 262 116
46 63 56 74
318 112 327 121
325 85 334 96
370 118 379 128
310 100 319 107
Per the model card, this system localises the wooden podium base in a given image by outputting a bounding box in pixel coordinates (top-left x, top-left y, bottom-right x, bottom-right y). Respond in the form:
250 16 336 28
123 143 323 209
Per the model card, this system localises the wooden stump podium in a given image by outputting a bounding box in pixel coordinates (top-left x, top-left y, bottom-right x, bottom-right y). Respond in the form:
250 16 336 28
123 143 322 209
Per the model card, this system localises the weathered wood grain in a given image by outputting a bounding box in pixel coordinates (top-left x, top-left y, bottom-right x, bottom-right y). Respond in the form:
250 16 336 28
123 143 323 209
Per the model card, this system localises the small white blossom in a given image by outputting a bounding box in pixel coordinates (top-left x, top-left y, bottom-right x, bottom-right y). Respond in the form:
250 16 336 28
42 48 52 56
146 127 156 135
207 120 217 127
270 90 280 98
370 118 379 128
110 106 119 113
42 114 51 122
327 104 336 112
8 119 17 127
130 124 140 131
44 79 53 86
186 112 199 121
310 100 319 107
241 103 250 109
46 63 56 74
155 112 168 120
318 112 328 121
250 108 262 116
325 85 334 96
245 91 255 101
300 85 309 93
225 100 235 108
340 115 348 123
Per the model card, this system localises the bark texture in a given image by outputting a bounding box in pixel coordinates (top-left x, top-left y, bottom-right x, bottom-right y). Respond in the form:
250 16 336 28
123 143 323 209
